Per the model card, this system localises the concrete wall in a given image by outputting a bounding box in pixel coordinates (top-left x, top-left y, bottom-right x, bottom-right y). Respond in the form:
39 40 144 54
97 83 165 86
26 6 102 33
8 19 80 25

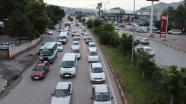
9 37 41 58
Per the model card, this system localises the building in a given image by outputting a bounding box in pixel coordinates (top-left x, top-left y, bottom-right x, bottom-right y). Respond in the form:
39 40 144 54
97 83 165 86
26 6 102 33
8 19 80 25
136 10 162 25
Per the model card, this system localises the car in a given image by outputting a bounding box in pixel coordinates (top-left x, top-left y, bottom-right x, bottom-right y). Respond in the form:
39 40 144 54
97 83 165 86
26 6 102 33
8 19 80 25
71 41 80 50
82 28 87 35
168 29 182 35
88 48 99 62
91 84 113 104
140 38 149 45
136 28 148 33
48 30 53 35
119 23 125 27
73 36 80 41
56 42 63 52
136 46 155 57
84 33 89 39
88 42 97 51
51 82 72 104
60 28 69 34
31 61 49 80
85 37 93 44
155 30 160 34
114 26 120 30
71 46 81 59
89 63 106 83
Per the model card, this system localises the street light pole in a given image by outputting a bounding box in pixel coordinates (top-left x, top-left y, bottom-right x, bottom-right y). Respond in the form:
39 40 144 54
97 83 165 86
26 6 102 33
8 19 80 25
131 0 135 68
104 2 110 14
150 1 154 37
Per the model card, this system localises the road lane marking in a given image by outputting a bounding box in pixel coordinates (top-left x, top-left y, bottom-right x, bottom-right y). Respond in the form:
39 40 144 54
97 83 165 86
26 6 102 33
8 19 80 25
88 30 118 104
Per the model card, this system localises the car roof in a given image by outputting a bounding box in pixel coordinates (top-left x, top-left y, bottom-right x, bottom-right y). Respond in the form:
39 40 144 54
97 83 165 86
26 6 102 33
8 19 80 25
89 42 95 45
72 41 79 43
91 63 102 68
93 84 108 93
143 46 151 49
89 48 97 52
56 42 62 44
71 45 80 50
56 82 71 89
62 53 76 61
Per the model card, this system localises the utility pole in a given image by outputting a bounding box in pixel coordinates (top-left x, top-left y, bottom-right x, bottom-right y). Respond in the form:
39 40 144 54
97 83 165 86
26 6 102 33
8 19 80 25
131 0 135 68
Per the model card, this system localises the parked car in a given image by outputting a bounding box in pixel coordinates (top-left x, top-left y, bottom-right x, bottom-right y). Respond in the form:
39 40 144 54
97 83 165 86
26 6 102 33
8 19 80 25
136 46 155 57
89 63 106 83
31 61 49 80
91 84 113 104
51 82 72 104
168 29 182 35
155 30 160 34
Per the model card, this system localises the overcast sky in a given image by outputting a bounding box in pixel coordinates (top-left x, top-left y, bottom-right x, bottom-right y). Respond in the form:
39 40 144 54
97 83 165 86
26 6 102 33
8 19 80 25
44 0 183 11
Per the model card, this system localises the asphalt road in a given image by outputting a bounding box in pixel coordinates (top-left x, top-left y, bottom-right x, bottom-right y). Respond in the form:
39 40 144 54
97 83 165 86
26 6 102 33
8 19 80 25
118 26 186 69
0 20 123 104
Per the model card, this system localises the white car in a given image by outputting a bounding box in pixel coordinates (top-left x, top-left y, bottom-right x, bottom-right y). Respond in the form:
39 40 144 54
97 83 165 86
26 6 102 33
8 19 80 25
84 33 89 39
60 28 69 34
168 29 182 35
88 42 97 51
48 30 53 35
89 63 106 83
88 48 99 62
136 46 155 57
71 41 80 49
91 84 113 104
51 82 72 104
71 46 81 59
56 42 63 52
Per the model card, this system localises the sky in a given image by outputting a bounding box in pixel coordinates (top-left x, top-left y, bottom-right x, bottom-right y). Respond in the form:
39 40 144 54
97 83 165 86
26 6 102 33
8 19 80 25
44 0 183 11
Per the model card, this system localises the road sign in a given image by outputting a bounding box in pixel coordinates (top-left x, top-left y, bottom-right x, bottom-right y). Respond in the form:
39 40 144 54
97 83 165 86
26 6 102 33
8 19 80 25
160 14 168 38
97 3 102 8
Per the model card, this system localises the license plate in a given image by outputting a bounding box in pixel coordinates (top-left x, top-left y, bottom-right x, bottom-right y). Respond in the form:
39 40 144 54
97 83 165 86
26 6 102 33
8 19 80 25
65 75 70 76
96 80 101 82
34 77 39 79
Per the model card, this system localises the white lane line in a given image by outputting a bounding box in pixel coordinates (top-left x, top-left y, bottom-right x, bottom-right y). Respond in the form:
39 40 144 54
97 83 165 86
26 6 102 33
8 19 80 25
77 97 80 104
88 30 118 104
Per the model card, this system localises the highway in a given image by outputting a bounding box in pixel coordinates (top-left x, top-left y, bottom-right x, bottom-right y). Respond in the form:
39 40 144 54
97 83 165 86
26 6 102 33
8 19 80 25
0 20 123 104
117 25 186 69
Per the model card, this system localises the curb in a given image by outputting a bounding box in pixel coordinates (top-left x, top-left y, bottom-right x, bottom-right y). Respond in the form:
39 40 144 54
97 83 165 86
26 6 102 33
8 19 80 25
89 29 127 104
145 36 186 53
0 73 8 95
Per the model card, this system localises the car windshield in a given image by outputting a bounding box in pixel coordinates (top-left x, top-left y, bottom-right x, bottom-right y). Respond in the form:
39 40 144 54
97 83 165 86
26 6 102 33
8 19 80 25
62 61 74 68
72 49 79 53
59 36 66 39
33 65 45 71
40 50 52 56
89 44 96 47
53 89 70 97
146 48 152 51
94 92 110 101
89 52 97 56
72 42 79 45
57 44 62 46
92 68 103 73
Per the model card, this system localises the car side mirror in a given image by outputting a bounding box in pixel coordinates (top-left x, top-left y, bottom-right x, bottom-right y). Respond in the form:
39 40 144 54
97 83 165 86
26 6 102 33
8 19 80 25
59 64 61 67
32 69 34 70
89 70 91 72
51 94 54 96
91 97 93 99
111 97 114 99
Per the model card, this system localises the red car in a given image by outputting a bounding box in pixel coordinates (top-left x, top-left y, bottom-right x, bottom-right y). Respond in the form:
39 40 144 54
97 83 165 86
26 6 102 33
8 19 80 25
31 61 49 80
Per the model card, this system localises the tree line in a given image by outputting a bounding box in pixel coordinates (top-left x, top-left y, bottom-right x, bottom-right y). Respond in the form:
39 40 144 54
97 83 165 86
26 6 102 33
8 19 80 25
87 19 186 104
0 0 65 40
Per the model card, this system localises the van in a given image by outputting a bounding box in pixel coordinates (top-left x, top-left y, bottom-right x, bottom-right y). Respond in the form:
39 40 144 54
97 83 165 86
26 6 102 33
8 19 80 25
58 32 68 44
59 53 77 78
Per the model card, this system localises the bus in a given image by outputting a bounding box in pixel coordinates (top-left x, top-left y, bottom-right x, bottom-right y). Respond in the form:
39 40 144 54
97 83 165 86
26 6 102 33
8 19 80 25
39 42 57 63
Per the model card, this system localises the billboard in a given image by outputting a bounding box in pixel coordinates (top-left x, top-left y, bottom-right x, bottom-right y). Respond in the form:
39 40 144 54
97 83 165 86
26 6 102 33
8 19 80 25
160 14 168 38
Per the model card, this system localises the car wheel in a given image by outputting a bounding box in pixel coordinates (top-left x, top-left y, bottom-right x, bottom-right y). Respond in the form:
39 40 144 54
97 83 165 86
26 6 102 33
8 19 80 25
43 75 46 79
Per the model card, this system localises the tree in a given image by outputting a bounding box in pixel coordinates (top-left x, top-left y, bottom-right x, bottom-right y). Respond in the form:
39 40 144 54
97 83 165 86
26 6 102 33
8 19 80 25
93 19 103 27
86 19 93 28
7 10 33 42
25 1 49 34
174 4 186 30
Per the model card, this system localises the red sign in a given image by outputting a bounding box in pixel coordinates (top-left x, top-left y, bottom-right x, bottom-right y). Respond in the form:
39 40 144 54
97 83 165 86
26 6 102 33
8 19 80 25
160 15 168 38
146 0 159 1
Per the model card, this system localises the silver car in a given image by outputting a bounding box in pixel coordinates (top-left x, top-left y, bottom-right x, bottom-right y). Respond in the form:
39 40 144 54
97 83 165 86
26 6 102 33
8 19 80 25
91 84 113 104
71 46 81 59
89 63 106 83
51 82 72 104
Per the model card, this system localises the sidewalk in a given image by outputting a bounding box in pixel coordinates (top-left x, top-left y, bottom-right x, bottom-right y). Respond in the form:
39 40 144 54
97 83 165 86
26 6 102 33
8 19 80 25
141 33 186 53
